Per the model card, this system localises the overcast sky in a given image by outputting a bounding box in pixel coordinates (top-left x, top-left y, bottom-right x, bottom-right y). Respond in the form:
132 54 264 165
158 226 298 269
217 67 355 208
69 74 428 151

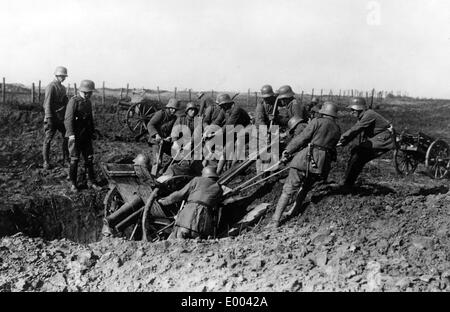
1 0 449 98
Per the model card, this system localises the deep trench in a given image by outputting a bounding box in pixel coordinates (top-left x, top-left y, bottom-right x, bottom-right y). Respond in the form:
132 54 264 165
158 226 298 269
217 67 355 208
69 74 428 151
0 192 105 244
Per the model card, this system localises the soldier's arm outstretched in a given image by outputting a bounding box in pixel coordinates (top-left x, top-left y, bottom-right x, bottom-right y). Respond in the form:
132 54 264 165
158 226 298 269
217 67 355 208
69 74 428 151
340 113 375 145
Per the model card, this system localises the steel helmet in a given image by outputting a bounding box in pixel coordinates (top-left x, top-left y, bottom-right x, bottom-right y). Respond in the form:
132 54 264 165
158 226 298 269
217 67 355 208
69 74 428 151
79 80 96 92
216 93 234 106
319 101 338 118
166 98 180 110
261 85 275 98
202 166 218 178
349 97 366 111
287 116 304 131
185 102 199 113
311 97 320 104
54 66 68 77
277 85 295 99
133 154 150 168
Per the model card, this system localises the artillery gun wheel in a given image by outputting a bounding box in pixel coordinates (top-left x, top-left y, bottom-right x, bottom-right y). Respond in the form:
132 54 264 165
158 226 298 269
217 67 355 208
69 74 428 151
393 149 419 176
126 102 157 134
425 139 450 179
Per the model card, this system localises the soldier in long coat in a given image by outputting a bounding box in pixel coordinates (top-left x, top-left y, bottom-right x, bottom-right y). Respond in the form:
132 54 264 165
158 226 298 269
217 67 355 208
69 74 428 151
64 80 101 192
42 66 69 169
267 102 341 228
158 166 223 239
338 97 395 190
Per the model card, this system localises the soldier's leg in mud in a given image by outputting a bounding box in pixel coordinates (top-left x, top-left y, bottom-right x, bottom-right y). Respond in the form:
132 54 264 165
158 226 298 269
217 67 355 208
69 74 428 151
343 142 373 188
68 138 80 192
83 140 101 191
59 123 69 165
42 121 56 169
268 168 303 228
286 174 316 218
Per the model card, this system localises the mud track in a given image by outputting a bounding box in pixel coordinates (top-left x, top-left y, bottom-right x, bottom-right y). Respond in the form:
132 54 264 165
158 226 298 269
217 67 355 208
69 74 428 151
1 98 450 291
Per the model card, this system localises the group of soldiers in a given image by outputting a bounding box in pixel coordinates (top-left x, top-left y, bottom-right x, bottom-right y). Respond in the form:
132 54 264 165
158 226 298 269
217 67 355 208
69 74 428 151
42 66 395 239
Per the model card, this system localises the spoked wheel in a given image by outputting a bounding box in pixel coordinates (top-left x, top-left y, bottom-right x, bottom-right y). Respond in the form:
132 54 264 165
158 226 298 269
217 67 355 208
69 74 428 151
126 102 157 134
393 149 420 176
425 139 450 179
115 100 131 126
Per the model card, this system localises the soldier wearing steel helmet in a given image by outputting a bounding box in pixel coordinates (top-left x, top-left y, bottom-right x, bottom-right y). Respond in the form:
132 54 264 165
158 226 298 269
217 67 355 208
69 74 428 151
42 66 70 170
267 102 341 228
255 85 278 126
158 166 223 239
170 102 202 164
64 80 101 192
215 93 251 175
338 97 395 191
276 85 309 130
147 98 181 171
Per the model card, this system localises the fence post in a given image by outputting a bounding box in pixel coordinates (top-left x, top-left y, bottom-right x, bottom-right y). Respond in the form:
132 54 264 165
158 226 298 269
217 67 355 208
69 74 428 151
174 87 177 99
300 91 304 104
74 83 77 95
247 88 250 107
157 86 161 103
211 90 214 98
38 80 41 103
102 81 105 105
370 89 375 108
311 88 314 100
31 83 35 104
320 89 323 102
351 89 354 97
254 92 258 106
125 83 129 98
119 88 123 100
2 77 6 104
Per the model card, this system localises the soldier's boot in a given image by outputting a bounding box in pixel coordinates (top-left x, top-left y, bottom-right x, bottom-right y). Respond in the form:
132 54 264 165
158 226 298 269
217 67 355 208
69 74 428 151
86 160 101 191
266 193 291 229
69 161 79 192
43 143 51 170
61 138 69 165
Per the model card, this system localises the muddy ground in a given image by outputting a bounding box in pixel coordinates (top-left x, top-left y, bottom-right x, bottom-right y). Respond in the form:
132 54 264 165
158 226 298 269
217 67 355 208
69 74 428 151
0 96 450 292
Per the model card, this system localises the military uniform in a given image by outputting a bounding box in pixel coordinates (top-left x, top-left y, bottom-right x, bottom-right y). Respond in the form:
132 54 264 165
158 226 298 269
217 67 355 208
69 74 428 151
340 109 394 187
255 99 276 126
147 110 178 166
277 98 308 129
270 114 341 226
64 95 97 185
159 176 223 239
42 80 69 165
203 103 226 127
217 104 252 173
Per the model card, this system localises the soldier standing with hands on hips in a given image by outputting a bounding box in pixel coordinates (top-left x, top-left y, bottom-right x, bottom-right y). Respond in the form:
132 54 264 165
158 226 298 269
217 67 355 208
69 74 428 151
64 80 101 192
